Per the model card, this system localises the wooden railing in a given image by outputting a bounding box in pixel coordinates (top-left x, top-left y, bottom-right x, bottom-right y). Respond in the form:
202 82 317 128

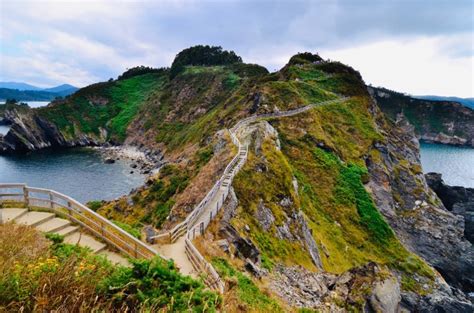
0 184 159 260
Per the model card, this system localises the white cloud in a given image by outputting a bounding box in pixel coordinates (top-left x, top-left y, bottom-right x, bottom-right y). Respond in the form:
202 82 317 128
320 36 474 97
0 0 472 96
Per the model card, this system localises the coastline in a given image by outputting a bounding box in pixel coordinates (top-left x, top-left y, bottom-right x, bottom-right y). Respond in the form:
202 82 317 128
95 145 164 176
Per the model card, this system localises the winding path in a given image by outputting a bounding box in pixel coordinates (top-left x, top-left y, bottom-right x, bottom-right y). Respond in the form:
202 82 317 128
150 96 348 289
0 96 348 292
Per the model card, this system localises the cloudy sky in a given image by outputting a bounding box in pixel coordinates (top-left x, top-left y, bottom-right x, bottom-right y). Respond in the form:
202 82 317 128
1 0 473 97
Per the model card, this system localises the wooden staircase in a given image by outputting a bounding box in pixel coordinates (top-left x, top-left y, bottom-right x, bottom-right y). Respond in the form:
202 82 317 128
0 207 129 266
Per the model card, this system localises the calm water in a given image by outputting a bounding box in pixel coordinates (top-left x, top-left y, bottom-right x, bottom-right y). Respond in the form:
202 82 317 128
0 101 50 108
0 148 145 203
420 142 474 188
0 125 10 135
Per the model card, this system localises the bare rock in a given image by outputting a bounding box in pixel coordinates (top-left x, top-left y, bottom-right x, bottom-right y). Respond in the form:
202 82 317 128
370 277 401 313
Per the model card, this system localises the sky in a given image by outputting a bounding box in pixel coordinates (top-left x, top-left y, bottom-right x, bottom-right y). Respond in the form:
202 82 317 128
0 0 473 97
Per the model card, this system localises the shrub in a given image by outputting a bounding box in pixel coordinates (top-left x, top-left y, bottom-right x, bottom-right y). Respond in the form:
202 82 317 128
171 45 242 77
287 52 323 66
0 223 221 311
117 66 168 80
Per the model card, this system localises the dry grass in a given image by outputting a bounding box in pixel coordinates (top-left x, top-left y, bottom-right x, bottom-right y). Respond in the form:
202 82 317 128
0 223 116 312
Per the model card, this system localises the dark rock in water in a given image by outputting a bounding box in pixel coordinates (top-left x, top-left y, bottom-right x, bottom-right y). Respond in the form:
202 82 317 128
130 163 138 169
104 158 115 164
426 172 474 244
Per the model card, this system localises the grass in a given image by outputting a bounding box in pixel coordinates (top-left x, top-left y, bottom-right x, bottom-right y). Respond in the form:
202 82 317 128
0 223 220 311
212 258 283 312
38 73 167 142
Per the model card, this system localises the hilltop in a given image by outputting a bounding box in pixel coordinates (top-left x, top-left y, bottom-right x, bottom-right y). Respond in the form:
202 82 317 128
0 45 472 312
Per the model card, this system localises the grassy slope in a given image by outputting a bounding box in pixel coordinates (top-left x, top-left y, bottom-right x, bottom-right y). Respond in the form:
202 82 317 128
37 72 167 142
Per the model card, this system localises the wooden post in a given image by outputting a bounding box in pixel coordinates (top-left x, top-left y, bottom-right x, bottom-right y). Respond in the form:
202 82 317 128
49 192 54 210
134 243 138 258
67 201 72 217
200 222 204 235
23 186 29 208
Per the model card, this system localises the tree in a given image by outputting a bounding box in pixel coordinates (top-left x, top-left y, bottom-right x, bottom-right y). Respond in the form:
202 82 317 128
170 45 242 77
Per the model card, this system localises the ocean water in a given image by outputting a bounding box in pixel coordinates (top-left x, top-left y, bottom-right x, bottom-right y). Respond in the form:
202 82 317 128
0 148 145 203
420 142 474 188
0 125 10 135
1 101 50 108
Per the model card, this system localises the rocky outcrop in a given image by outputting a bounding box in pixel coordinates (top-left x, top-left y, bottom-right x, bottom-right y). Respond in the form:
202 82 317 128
218 222 261 264
0 107 106 153
270 263 403 312
425 172 474 243
369 86 474 148
366 96 474 294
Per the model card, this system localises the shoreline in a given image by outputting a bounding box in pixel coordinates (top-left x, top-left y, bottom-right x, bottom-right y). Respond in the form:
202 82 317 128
94 145 163 176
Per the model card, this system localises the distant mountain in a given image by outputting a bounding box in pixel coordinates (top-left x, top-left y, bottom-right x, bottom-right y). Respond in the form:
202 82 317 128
0 82 42 91
0 83 79 101
0 88 58 101
44 84 78 93
414 95 474 109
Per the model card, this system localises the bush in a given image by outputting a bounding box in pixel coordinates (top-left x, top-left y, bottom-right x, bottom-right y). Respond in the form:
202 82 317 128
287 52 323 66
0 223 221 311
117 66 168 80
100 258 221 311
171 45 242 77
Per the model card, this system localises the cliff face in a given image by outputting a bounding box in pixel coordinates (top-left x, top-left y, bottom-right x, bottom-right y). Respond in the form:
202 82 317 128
0 106 106 153
425 173 474 243
365 99 473 294
368 87 474 147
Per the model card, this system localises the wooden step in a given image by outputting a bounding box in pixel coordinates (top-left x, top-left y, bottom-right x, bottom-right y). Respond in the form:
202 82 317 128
0 208 28 223
14 211 55 227
64 232 107 253
55 225 79 237
36 217 71 233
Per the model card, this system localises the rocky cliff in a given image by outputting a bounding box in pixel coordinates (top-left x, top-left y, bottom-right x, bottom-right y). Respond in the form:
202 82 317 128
0 105 106 153
368 86 474 147
426 173 474 243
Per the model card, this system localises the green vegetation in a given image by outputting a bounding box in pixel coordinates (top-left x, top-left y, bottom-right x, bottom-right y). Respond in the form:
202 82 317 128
373 87 474 139
0 223 220 311
212 258 282 312
38 72 167 141
171 45 242 77
287 52 323 66
232 141 316 270
117 65 168 80
112 220 142 239
336 164 393 243
138 164 190 228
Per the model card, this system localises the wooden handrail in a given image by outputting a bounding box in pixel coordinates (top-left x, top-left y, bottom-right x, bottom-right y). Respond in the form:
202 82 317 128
0 184 160 260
